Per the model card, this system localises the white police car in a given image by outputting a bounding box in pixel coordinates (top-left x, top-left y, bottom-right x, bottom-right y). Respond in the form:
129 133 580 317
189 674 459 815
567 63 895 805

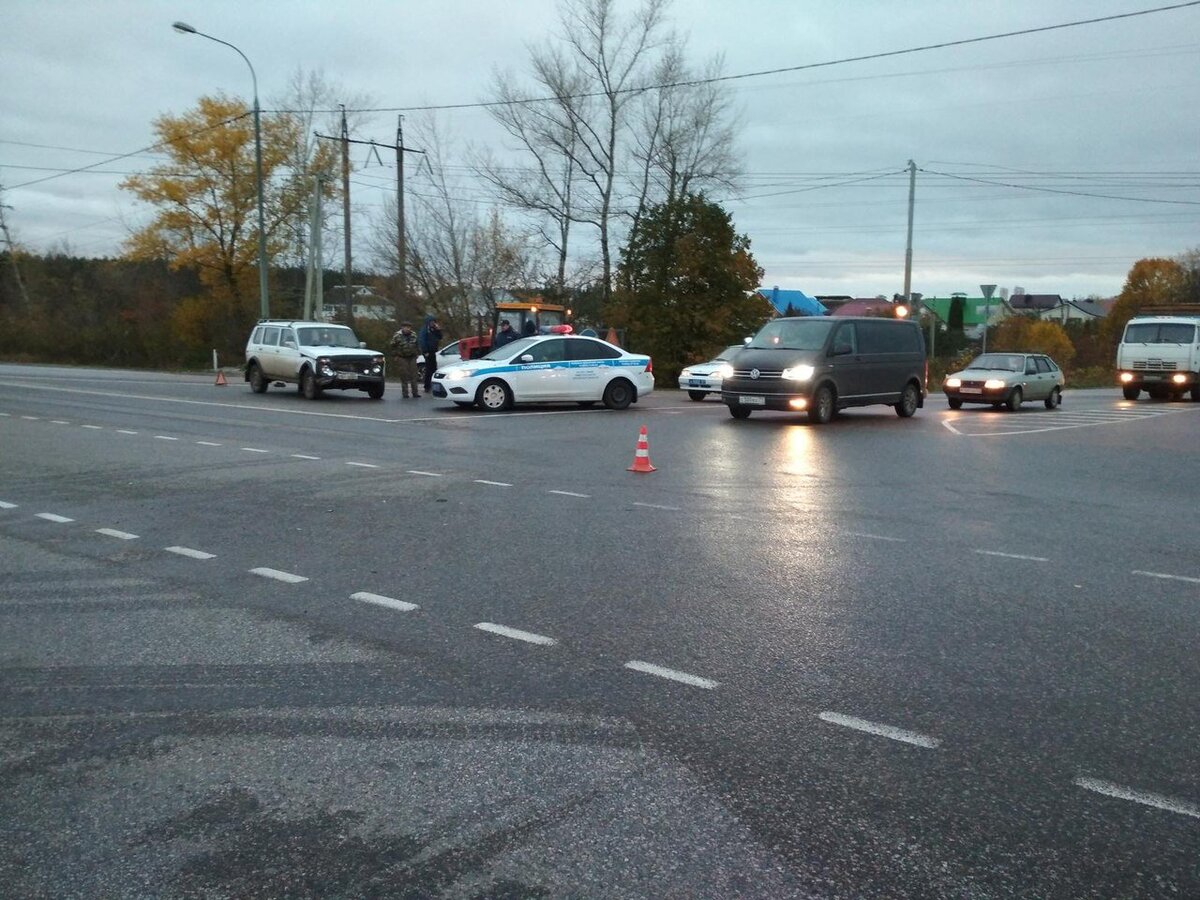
431 334 654 411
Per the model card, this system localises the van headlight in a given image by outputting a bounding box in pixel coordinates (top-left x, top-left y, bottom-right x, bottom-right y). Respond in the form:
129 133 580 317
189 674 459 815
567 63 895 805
984 379 1007 390
781 365 814 381
716 364 734 379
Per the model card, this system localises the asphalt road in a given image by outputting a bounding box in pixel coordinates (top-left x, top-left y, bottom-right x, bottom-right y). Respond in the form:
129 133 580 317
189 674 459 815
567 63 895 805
1 363 1198 899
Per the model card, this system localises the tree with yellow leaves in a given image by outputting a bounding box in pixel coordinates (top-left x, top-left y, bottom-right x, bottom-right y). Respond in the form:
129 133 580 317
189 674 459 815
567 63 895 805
121 94 337 356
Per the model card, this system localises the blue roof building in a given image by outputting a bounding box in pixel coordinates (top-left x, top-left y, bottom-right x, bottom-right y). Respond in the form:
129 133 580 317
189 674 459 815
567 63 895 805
757 287 828 317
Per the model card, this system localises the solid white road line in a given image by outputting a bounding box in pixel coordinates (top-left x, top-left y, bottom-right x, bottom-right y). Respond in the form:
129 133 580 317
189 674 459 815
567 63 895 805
351 591 418 612
632 501 682 511
96 528 139 540
474 622 558 646
81 424 103 430
164 546 215 560
474 479 513 487
249 567 309 584
35 513 74 523
345 462 379 468
0 501 17 509
818 711 941 749
291 453 320 460
407 470 443 477
548 490 590 498
973 549 1050 562
195 440 222 446
154 435 178 441
241 447 269 453
1074 776 1200 819
1132 569 1200 585
117 429 138 435
624 660 719 689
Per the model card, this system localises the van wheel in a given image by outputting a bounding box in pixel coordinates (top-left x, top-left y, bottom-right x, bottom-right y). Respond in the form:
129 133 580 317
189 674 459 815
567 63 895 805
948 397 963 410
808 385 834 424
476 379 513 411
687 391 707 401
248 363 268 394
1044 387 1061 409
729 405 751 419
603 379 634 410
302 369 322 400
1122 386 1140 401
1005 387 1022 411
894 382 919 418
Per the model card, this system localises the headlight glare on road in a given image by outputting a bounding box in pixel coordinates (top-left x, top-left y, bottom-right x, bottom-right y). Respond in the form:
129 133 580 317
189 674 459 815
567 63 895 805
716 364 734 379
945 377 961 388
984 379 1006 390
781 365 814 381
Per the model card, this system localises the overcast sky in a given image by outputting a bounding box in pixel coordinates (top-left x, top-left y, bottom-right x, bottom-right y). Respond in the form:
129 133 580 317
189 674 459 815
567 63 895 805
4 0 1200 299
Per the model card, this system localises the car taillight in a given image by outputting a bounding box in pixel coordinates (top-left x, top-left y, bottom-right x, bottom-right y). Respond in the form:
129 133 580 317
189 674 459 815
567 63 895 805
645 358 653 373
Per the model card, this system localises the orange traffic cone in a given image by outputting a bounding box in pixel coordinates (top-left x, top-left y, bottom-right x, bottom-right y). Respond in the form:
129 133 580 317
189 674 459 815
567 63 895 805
214 369 228 386
627 425 656 473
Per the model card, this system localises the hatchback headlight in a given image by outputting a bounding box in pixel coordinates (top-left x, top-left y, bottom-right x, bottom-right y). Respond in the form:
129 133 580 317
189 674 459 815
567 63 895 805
781 365 814 381
443 367 472 381
984 379 1007 390
680 368 693 378
716 364 734 379
945 377 961 388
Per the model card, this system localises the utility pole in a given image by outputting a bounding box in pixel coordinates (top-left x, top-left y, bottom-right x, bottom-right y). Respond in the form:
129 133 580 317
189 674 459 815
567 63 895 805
340 105 353 326
396 115 407 322
0 199 31 307
303 175 326 321
980 283 997 353
902 159 916 304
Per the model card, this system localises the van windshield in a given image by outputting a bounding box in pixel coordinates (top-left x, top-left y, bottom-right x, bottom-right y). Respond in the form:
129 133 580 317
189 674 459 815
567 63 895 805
1123 322 1196 344
748 319 834 350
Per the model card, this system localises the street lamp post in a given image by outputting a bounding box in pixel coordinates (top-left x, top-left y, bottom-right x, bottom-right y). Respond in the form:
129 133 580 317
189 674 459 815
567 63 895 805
173 21 270 320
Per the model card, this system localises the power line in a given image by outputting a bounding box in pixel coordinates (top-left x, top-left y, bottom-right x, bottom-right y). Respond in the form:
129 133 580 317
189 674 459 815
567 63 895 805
920 167 1200 206
264 2 1200 114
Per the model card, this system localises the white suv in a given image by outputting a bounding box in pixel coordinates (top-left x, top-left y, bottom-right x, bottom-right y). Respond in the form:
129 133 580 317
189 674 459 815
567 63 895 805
244 321 386 400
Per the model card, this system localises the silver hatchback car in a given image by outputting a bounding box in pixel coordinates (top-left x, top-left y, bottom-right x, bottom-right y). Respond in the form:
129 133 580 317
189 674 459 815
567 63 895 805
943 352 1065 411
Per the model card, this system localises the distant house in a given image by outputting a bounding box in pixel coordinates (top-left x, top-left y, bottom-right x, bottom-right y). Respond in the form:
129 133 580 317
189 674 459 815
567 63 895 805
756 286 828 316
324 285 395 321
830 299 900 317
1031 298 1109 323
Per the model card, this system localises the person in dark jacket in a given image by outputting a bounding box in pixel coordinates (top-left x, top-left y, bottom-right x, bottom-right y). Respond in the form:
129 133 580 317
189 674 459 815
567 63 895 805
493 319 518 350
522 318 537 337
418 314 443 393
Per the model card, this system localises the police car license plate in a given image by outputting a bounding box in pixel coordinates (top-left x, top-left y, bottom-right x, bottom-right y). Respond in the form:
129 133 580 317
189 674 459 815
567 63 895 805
960 387 981 394
740 395 765 406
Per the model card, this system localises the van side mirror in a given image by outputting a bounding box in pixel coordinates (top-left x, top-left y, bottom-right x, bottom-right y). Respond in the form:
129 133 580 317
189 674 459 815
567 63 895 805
831 343 853 356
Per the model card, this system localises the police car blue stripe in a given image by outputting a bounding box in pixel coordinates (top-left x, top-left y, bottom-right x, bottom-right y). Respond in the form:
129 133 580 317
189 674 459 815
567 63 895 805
460 358 648 379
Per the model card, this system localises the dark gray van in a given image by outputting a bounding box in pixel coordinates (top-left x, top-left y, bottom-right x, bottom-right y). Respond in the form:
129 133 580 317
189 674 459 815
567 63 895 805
720 316 926 424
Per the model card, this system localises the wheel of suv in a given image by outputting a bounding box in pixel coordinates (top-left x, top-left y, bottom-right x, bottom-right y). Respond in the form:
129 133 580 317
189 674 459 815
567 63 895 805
1122 386 1140 401
476 379 512 411
1005 387 1023 412
808 385 834 424
603 379 634 410
366 384 384 400
1044 387 1062 409
248 363 268 394
894 382 919 418
948 397 963 410
687 390 707 401
302 368 322 400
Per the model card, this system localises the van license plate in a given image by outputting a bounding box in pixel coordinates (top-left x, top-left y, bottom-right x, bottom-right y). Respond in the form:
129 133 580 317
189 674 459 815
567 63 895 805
337 372 359 380
740 395 765 406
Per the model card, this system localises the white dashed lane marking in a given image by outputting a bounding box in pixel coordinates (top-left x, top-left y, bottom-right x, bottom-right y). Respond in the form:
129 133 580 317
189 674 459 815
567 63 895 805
818 711 941 749
52 420 70 425
973 549 1050 562
81 424 102 430
96 528 139 540
1074 777 1200 819
474 479 513 487
351 591 418 612
117 429 138 435
35 513 74 523
291 454 320 460
195 440 222 446
474 623 558 646
633 502 682 511
346 462 379 468
154 435 178 441
846 532 906 543
0 501 17 509
1132 569 1200 585
624 660 719 689
249 567 309 584
548 490 590 498
164 546 216 560
407 470 443 477
241 447 269 453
